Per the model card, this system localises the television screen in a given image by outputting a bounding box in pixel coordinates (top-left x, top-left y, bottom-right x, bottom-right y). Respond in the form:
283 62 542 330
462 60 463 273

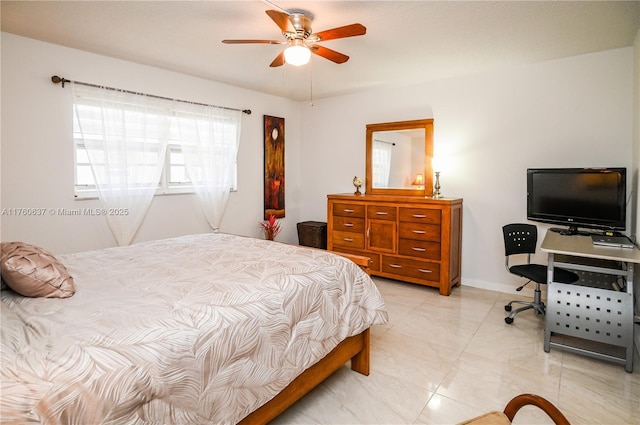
527 168 626 233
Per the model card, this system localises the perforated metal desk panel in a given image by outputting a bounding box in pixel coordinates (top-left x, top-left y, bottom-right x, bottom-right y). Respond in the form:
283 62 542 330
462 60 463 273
541 231 640 373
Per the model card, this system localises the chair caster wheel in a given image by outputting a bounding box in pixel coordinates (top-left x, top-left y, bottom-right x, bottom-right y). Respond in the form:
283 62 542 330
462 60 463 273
505 305 512 312
505 317 514 324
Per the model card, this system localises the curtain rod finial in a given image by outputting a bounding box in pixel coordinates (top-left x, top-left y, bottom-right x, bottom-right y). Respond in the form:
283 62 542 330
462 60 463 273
51 75 69 87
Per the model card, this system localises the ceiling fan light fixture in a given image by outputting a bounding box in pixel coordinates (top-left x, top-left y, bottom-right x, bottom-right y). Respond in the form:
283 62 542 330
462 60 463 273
223 9 365 68
284 41 311 66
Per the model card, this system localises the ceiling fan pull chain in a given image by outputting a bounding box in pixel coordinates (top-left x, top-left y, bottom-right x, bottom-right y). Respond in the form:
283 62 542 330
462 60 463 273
309 61 314 107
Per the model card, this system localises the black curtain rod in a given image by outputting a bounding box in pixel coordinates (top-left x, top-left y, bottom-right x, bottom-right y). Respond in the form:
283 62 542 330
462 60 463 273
51 75 251 115
373 139 396 146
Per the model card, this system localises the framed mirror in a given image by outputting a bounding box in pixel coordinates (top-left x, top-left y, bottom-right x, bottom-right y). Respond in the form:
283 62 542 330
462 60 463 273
365 119 434 196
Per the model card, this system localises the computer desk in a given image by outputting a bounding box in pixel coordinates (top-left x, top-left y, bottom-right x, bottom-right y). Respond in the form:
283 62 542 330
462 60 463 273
541 231 640 373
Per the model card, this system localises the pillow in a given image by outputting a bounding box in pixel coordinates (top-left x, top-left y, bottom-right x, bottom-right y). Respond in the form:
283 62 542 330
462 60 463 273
0 242 75 298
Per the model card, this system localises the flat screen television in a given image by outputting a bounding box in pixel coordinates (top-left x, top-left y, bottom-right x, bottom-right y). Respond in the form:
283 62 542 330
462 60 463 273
526 167 626 235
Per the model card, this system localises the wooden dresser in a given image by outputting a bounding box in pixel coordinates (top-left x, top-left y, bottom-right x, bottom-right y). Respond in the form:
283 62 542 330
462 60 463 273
327 193 463 295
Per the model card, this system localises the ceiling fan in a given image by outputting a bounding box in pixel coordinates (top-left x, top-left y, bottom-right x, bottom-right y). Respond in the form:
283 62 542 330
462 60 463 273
222 9 366 67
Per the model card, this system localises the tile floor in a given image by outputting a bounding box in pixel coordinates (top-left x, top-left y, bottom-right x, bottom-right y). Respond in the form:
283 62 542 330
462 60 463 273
272 277 640 424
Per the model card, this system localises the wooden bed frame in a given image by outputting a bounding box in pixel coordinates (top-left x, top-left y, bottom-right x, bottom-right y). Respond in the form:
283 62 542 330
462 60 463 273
239 252 373 425
239 328 371 425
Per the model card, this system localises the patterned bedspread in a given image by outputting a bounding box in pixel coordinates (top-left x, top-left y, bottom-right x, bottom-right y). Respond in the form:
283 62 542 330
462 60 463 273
1 233 388 424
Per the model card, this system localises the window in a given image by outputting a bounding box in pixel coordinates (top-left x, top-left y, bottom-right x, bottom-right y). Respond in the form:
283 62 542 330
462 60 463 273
167 144 189 186
71 81 242 242
372 140 393 188
74 115 238 199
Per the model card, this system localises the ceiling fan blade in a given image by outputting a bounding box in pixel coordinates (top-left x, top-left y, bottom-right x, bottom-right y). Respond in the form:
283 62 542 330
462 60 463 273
313 23 366 42
269 51 286 67
310 45 349 64
222 39 284 44
266 9 295 33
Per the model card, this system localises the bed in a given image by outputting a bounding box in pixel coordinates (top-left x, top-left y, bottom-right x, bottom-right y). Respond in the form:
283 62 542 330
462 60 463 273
1 233 388 424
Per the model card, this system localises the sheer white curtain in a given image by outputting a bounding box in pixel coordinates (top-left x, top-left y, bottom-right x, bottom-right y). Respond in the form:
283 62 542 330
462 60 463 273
372 140 392 188
175 105 241 231
72 82 171 246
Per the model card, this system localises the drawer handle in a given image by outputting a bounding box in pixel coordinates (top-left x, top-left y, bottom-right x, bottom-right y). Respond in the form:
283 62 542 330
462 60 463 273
412 247 426 252
418 269 433 273
412 230 426 234
343 223 354 227
412 214 427 218
389 264 402 268
343 209 355 213
343 238 354 242
376 211 389 215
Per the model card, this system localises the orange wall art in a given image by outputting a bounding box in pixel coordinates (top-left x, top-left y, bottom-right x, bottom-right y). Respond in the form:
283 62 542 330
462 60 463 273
264 115 285 218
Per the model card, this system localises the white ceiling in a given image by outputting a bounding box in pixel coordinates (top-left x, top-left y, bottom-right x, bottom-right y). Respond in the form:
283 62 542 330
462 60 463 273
2 1 639 101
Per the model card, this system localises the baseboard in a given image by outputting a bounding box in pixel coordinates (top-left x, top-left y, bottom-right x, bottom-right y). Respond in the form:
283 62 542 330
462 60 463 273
461 278 537 298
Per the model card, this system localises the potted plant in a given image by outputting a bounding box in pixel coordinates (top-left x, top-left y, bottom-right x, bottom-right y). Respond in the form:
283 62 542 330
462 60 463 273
259 214 281 241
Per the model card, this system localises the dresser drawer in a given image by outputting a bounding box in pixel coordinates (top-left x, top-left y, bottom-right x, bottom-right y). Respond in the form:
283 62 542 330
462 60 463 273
399 222 441 242
332 203 365 218
382 256 440 282
398 239 441 260
333 216 365 233
333 247 381 272
367 205 396 221
332 231 365 249
399 208 441 224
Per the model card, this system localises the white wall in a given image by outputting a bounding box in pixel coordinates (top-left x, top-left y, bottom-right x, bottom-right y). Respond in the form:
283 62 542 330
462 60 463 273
1 33 635 296
1 33 303 254
298 48 634 294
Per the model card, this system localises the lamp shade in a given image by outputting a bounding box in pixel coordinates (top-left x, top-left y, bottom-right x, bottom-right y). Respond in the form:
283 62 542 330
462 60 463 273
412 173 425 185
284 41 311 66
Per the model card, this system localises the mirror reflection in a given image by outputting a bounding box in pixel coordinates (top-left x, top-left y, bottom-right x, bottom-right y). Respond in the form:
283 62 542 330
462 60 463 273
372 128 425 189
365 119 434 197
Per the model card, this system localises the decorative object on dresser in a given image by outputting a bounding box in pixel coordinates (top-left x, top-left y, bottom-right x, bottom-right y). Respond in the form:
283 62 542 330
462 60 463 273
432 156 443 198
433 171 442 198
328 193 463 295
353 176 363 196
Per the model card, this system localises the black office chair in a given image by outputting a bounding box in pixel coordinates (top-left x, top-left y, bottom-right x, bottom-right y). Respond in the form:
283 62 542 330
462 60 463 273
502 224 579 324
